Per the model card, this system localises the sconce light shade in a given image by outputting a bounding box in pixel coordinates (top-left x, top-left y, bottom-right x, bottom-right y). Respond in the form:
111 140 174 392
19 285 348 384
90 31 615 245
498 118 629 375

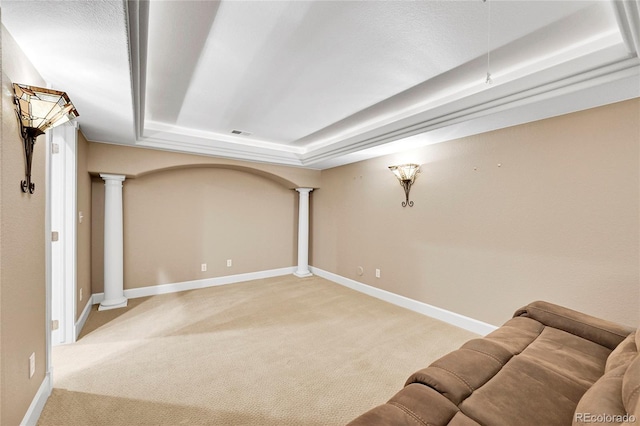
389 163 420 207
389 163 420 183
13 83 79 193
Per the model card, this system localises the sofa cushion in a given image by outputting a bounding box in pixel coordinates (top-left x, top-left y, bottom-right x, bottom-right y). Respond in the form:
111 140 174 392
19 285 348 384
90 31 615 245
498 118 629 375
460 356 591 426
405 338 512 405
519 326 611 388
457 318 611 426
387 384 459 425
572 364 631 426
514 301 634 350
346 383 461 426
483 316 544 354
622 354 640 418
572 328 638 426
606 332 638 373
405 317 543 406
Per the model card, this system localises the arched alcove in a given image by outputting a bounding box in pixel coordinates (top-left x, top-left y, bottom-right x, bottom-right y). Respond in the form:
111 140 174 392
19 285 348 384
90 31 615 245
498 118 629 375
135 163 299 189
87 142 320 189
91 166 299 293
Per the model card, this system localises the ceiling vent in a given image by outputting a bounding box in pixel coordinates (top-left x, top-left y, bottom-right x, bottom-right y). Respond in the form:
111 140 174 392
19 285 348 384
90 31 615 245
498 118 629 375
231 129 252 136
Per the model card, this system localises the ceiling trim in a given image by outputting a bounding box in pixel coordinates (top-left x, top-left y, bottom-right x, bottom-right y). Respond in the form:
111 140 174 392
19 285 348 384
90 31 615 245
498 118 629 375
302 56 640 166
136 53 639 169
137 131 306 167
122 0 640 170
126 0 149 140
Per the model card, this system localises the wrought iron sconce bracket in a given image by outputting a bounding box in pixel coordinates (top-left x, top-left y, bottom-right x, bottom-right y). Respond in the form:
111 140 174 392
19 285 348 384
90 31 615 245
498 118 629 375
389 163 420 208
12 83 78 194
16 114 44 194
400 179 414 207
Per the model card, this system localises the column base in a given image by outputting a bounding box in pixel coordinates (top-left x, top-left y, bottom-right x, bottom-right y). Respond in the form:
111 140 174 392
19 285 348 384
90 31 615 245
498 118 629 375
294 271 313 278
98 297 128 311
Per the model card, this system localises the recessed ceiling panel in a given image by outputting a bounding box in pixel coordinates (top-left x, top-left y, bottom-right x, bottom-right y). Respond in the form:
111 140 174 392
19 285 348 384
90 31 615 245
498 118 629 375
146 0 602 147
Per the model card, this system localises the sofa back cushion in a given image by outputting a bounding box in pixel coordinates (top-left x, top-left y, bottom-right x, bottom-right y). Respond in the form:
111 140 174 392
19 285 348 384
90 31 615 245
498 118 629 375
622 331 640 418
572 329 639 425
606 332 638 373
515 301 635 350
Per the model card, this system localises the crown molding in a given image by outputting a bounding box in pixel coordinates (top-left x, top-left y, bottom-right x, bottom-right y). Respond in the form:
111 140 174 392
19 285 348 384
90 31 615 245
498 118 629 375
135 50 639 169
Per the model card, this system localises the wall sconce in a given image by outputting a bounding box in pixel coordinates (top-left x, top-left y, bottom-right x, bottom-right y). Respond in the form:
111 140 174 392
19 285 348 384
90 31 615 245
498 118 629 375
389 163 420 207
13 83 79 194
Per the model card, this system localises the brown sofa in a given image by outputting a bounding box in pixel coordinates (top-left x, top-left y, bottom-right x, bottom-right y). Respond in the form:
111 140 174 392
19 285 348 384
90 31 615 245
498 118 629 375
347 301 639 425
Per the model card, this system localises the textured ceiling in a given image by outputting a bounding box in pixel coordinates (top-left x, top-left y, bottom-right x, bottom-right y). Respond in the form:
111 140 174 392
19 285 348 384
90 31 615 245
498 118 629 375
2 0 639 169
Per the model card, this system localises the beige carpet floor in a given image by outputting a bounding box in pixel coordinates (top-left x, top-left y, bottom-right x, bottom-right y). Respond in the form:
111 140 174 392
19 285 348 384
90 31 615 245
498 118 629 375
38 275 477 425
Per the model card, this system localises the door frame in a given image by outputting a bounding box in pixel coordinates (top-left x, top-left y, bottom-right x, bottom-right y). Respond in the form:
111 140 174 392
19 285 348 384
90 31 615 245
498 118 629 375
46 121 78 356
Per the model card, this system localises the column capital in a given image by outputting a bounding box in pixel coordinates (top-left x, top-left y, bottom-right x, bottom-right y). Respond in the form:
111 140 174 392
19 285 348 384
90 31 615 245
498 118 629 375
100 173 126 182
295 187 314 195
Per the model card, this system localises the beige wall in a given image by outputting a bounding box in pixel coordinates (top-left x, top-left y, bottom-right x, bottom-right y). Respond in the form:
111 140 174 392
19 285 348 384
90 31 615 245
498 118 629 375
91 178 104 294
87 142 321 189
312 99 640 328
76 131 92 320
91 153 298 293
1 26 48 426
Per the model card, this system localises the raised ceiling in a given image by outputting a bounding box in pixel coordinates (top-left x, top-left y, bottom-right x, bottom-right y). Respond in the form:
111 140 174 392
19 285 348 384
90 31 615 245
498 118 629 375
2 1 639 169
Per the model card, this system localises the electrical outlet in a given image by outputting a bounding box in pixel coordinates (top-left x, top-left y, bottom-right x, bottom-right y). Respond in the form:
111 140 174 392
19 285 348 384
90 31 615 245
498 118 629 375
79 288 83 301
375 269 381 278
226 259 232 267
201 263 207 272
29 353 35 378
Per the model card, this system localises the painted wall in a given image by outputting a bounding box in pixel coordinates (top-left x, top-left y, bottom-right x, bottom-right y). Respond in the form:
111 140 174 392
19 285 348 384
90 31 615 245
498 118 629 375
1 26 48 426
76 130 92 320
87 142 321 189
90 144 299 293
311 99 640 328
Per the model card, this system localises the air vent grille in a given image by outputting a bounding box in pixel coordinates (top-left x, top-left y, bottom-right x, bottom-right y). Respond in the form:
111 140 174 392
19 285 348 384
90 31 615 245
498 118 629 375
231 129 252 136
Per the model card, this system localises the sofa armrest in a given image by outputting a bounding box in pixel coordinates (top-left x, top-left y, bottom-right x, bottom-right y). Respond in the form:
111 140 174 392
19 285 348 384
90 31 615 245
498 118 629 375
514 301 635 350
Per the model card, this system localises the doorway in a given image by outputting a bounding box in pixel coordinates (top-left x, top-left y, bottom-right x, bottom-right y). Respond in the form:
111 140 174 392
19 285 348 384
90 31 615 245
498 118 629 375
48 122 78 347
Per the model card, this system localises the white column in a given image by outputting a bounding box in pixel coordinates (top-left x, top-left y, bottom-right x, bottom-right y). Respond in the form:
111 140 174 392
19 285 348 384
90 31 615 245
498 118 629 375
99 174 128 311
294 188 313 278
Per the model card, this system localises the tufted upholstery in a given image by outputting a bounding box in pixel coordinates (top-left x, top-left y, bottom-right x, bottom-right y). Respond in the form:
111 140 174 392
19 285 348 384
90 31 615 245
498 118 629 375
347 301 637 426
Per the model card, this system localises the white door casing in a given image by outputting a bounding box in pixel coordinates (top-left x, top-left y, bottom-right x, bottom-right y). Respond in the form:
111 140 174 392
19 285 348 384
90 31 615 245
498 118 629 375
49 122 78 346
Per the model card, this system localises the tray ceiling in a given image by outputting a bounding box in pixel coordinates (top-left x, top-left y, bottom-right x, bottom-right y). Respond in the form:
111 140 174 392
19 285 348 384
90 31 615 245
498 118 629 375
2 0 639 169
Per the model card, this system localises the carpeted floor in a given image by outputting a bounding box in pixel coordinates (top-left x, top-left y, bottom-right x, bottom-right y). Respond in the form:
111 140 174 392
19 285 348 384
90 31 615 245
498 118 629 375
38 275 477 425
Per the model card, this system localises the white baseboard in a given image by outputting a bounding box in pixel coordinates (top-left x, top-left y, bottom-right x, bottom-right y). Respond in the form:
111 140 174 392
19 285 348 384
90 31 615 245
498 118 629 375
92 267 296 304
75 298 93 340
88 266 496 335
310 267 498 336
20 371 52 426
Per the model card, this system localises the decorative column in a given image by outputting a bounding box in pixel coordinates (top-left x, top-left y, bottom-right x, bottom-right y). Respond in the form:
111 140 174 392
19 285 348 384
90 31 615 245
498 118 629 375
294 188 313 277
99 174 128 310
